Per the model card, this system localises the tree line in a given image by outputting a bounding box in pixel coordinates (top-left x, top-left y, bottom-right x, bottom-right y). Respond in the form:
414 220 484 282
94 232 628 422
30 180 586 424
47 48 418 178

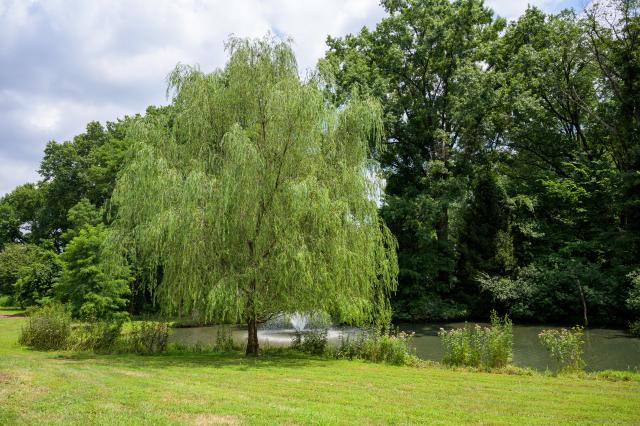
0 0 638 332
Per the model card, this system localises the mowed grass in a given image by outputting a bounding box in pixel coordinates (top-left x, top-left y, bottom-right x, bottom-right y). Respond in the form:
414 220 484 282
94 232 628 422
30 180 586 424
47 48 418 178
1 312 639 425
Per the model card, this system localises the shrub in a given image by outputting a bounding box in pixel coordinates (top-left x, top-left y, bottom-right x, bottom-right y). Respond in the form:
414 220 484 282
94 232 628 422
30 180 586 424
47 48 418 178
70 320 124 352
538 326 585 372
439 311 513 369
293 329 328 355
0 243 38 296
18 303 71 350
125 321 169 354
213 326 236 351
0 294 14 307
333 329 416 365
14 249 61 309
627 271 640 336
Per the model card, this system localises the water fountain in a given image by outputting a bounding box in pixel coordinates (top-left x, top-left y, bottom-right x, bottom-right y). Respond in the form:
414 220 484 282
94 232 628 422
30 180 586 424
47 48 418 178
169 311 361 349
289 312 308 332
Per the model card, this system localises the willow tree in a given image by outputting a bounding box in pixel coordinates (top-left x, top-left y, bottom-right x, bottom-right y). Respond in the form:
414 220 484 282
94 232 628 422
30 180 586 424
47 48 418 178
107 37 398 355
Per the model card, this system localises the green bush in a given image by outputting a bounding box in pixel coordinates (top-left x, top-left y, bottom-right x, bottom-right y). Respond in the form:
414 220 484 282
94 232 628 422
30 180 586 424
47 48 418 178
18 303 71 350
333 329 416 365
70 320 124 352
538 326 586 372
14 249 61 309
293 329 328 355
439 311 513 369
0 294 14 307
0 243 38 296
125 321 169 354
213 326 236 351
629 320 640 337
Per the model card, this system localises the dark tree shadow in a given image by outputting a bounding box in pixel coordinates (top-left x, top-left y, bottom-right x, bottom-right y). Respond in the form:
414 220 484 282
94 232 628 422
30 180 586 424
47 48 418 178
52 349 322 371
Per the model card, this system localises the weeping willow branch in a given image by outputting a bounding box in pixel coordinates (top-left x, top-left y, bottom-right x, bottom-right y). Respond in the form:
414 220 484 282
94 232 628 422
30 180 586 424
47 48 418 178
106 35 398 354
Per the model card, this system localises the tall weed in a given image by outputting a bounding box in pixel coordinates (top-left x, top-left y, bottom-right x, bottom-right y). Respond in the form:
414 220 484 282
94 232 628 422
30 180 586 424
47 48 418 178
126 321 169 354
439 311 513 369
538 326 585 372
70 320 124 352
18 303 71 350
333 328 416 365
293 329 328 355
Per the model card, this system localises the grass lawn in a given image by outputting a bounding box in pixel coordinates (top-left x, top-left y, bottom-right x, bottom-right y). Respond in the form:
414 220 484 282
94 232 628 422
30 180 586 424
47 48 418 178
1 311 639 425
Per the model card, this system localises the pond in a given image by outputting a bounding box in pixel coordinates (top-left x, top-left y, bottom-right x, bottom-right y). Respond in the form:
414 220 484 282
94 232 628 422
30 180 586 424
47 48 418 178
169 322 640 371
399 322 640 372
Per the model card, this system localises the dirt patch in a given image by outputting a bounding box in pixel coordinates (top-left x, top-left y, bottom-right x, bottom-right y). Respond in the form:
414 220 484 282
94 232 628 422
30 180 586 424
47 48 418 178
194 414 240 425
176 413 241 425
0 313 25 318
111 368 151 378
0 372 13 383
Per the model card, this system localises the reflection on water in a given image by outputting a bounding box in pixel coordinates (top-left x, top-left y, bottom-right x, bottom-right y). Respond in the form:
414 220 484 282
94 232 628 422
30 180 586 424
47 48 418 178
169 323 640 371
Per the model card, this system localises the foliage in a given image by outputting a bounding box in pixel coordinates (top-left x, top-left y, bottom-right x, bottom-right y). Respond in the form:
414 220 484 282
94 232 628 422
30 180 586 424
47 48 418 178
538 326 586 372
292 329 329 355
627 270 640 311
323 0 640 327
480 255 619 325
1 0 639 328
213 326 236 352
439 311 513 369
13 247 61 308
125 321 169 354
0 243 38 295
626 270 640 335
0 295 14 307
18 303 71 350
55 224 131 320
69 320 124 352
61 198 103 243
37 120 134 248
0 184 43 247
107 36 398 355
333 329 416 365
323 0 506 321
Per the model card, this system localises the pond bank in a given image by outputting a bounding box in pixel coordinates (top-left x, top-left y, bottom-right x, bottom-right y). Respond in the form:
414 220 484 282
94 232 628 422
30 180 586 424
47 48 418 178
168 321 640 372
1 314 640 425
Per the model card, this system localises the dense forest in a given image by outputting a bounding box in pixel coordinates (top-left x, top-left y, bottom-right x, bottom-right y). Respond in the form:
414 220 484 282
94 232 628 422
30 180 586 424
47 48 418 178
0 0 638 331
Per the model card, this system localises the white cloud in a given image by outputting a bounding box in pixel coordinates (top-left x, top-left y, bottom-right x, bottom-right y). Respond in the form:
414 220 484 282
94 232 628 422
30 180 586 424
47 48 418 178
0 160 39 196
486 0 585 20
0 0 583 197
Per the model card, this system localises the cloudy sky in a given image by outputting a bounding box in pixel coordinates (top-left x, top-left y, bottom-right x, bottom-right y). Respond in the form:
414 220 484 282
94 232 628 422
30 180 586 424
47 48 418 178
0 0 584 196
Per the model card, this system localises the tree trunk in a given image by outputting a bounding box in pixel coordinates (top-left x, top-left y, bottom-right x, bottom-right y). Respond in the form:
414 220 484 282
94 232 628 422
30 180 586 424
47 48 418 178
245 275 259 356
246 316 259 356
576 278 588 328
436 206 450 285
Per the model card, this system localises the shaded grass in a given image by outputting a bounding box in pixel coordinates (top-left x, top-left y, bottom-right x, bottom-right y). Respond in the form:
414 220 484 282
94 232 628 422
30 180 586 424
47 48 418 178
1 315 639 425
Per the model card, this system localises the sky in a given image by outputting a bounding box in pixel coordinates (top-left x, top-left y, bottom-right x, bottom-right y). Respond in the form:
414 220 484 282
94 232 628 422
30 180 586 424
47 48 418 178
0 0 585 196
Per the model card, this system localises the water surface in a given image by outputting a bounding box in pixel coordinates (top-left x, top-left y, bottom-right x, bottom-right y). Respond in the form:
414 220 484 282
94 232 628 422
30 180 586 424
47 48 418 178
169 323 640 371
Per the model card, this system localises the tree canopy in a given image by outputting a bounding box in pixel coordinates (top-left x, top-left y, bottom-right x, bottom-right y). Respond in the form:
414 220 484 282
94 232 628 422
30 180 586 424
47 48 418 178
106 37 398 354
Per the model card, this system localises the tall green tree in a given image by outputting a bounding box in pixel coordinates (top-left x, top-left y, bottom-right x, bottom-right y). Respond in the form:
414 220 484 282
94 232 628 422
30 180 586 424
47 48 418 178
108 37 398 355
0 184 43 246
56 224 131 320
13 247 61 308
322 0 505 319
0 243 38 295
